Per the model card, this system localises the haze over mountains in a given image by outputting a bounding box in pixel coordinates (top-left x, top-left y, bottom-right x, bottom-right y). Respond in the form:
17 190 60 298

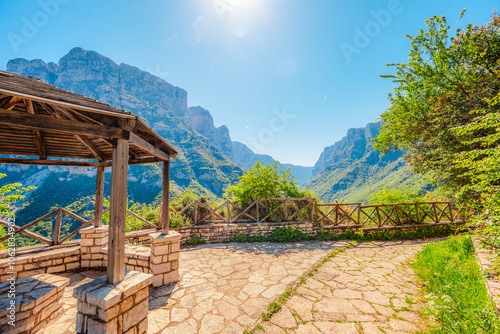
1 47 428 222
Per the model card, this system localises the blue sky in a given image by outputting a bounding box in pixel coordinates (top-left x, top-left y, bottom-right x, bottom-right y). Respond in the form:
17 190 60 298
0 0 497 166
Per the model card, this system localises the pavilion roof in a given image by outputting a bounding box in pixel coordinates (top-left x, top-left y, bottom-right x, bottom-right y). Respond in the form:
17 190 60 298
0 71 177 164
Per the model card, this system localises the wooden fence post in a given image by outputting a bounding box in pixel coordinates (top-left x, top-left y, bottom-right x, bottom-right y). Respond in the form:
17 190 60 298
53 208 63 245
311 198 315 222
194 201 198 225
226 200 231 224
335 205 339 226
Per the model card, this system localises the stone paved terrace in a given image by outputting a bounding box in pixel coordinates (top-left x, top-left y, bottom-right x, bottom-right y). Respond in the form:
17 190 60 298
255 240 430 334
37 241 349 334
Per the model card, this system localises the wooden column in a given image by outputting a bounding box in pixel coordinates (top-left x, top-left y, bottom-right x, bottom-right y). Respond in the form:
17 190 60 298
161 160 170 234
107 139 129 284
94 166 105 228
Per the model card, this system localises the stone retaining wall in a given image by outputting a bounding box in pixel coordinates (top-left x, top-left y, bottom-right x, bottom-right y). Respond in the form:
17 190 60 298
175 221 320 244
124 221 321 247
0 244 81 283
125 221 462 247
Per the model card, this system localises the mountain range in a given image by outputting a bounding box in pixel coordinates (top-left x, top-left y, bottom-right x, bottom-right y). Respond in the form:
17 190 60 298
1 47 429 223
305 122 432 202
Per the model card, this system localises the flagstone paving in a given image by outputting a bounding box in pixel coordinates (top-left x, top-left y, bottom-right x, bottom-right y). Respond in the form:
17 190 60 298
153 241 349 334
255 240 430 334
36 240 348 334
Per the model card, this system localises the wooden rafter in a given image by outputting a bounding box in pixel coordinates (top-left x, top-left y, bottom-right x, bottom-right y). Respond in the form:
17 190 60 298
23 99 47 159
1 96 22 110
43 103 106 161
54 105 140 160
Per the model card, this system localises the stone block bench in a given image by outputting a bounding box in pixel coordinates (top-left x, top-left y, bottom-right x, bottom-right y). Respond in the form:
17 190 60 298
0 243 81 283
0 273 69 334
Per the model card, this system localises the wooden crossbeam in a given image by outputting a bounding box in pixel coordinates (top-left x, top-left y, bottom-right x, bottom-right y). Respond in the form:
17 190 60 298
129 132 170 161
0 108 128 139
126 209 157 229
198 201 227 224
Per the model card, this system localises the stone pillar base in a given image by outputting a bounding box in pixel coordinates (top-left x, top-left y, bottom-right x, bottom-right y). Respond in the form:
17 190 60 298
149 231 181 287
80 226 108 268
73 270 152 334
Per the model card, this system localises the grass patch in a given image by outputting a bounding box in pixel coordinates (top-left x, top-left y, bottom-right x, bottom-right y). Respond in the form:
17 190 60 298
412 235 500 333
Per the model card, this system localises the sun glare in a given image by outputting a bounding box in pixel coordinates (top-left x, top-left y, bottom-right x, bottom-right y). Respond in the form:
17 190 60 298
202 0 265 38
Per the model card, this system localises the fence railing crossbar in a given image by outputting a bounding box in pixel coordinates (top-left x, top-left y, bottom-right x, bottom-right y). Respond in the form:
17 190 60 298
1 199 464 245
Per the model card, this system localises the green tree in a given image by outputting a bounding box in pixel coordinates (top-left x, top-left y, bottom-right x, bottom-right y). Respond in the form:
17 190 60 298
0 173 36 217
375 10 500 195
225 161 308 204
374 10 500 253
368 188 424 205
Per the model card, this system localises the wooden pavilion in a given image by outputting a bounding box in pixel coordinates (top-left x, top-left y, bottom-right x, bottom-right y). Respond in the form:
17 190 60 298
0 71 178 284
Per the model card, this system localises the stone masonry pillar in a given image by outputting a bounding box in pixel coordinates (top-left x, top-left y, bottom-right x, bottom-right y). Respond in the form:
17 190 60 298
149 231 181 287
80 226 108 268
74 270 152 334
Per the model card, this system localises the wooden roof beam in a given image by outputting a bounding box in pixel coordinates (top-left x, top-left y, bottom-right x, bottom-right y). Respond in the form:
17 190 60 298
1 96 22 110
0 157 101 167
129 132 170 161
0 108 128 139
24 99 47 159
0 87 135 119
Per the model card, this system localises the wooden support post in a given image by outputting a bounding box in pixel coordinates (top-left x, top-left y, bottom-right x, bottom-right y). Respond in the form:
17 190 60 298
256 201 260 222
94 166 105 228
335 205 339 225
161 160 170 234
107 139 129 284
53 208 63 245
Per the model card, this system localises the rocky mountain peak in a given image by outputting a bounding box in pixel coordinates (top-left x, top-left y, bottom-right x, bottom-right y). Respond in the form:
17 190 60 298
312 122 383 177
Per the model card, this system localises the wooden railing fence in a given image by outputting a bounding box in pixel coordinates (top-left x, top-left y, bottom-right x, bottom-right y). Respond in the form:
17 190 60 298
0 198 463 245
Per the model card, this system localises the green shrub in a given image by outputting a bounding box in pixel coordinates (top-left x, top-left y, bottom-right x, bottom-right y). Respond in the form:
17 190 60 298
268 227 308 243
169 210 191 228
232 234 248 242
187 236 206 246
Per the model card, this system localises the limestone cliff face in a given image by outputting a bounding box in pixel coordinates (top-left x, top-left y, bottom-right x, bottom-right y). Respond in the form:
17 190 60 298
312 122 382 177
187 106 232 156
304 122 430 203
8 47 188 120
